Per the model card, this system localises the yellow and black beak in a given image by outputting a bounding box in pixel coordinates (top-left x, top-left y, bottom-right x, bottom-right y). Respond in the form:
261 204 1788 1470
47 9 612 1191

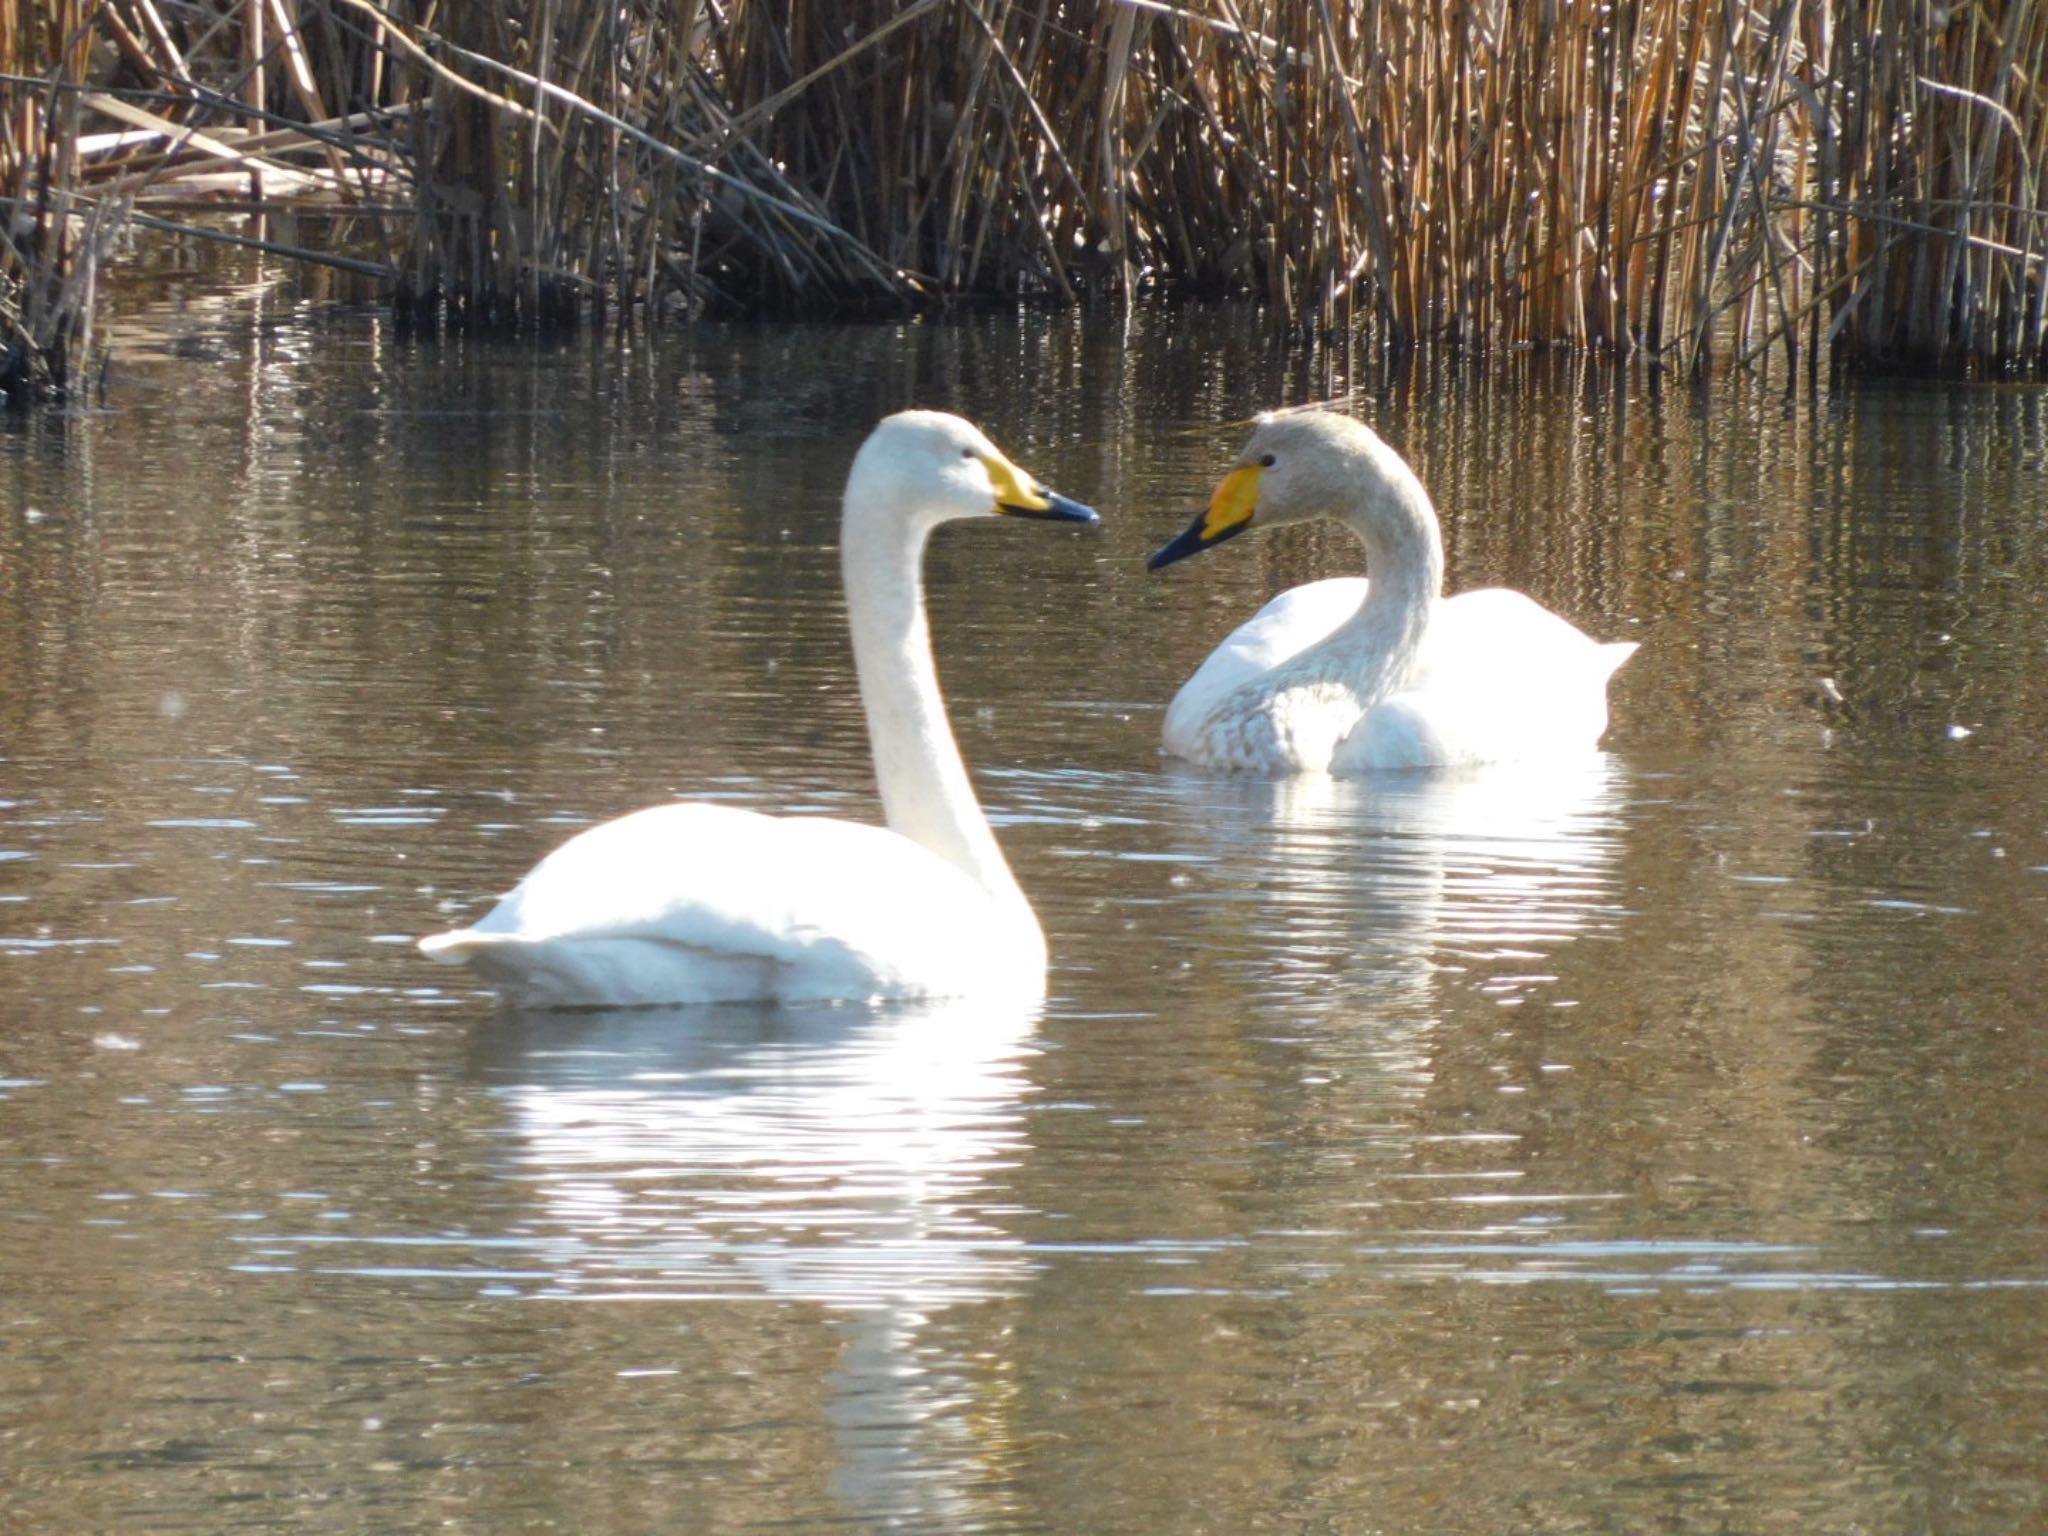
984 452 1099 524
1148 463 1261 571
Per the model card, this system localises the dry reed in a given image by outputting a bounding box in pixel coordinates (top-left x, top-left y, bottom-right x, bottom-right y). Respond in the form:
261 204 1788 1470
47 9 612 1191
3 0 2045 376
2 0 120 402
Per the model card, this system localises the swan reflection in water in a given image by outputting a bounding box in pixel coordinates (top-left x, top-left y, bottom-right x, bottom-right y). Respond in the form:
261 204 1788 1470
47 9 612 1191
1154 752 1632 1019
471 995 1039 1525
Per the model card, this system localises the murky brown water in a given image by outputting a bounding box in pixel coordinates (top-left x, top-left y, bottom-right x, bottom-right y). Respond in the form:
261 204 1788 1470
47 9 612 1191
4 285 2047 1533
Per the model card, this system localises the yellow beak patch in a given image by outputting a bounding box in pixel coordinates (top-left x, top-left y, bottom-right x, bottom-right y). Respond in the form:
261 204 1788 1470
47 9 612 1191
983 452 1099 524
1147 463 1261 572
1203 464 1263 539
983 452 1054 514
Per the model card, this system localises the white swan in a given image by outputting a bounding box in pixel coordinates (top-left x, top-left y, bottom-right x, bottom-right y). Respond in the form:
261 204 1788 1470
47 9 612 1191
1149 409 1635 774
419 410 1097 1008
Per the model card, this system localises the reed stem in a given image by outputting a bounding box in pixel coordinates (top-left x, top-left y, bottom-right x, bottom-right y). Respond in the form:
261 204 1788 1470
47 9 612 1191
1 0 2042 380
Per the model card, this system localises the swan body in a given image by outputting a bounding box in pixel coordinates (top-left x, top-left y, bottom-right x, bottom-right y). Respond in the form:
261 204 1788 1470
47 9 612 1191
422 803 1033 1007
1150 410 1635 775
420 411 1097 1009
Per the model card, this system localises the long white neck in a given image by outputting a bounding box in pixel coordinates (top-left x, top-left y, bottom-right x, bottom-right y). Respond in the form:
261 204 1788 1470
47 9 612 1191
840 512 1035 928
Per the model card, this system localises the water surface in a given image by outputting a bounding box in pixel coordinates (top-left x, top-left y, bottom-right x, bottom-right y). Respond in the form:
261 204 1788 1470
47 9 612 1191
3 293 2046 1532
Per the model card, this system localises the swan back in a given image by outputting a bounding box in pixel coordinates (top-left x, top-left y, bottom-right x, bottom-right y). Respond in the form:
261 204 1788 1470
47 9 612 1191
420 803 1040 1006
1334 590 1638 771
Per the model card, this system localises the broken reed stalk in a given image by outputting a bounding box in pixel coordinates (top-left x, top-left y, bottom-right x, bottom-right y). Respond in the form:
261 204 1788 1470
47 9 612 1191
3 0 2046 374
1 0 129 404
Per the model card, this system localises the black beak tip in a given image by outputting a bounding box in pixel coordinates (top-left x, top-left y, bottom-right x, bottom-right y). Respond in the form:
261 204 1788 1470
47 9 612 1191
1147 517 1210 573
1011 490 1099 525
1055 493 1102 526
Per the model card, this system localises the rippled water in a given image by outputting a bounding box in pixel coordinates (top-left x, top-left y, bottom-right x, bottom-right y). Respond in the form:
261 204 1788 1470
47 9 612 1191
3 291 2047 1532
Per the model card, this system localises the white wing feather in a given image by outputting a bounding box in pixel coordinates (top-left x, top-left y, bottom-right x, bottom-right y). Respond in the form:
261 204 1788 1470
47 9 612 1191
1336 589 1638 771
1162 579 1365 762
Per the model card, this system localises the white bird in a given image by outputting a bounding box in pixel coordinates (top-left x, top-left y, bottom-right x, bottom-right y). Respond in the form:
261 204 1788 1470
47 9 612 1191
1149 409 1635 775
419 411 1097 1009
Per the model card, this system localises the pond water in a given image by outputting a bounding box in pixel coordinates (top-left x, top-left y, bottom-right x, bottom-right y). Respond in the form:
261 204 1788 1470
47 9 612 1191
3 285 2047 1533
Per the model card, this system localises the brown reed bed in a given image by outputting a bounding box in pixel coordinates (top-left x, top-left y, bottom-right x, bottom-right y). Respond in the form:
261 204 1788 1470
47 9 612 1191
2 0 113 403
3 0 2045 387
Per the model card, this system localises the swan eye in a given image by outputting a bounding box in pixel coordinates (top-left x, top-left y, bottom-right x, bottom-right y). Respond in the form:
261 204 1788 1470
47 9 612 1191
962 448 975 460
1258 454 1276 468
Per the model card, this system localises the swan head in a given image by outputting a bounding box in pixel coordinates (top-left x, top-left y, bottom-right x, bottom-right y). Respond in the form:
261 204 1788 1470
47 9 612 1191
849 411 1098 533
1148 409 1413 570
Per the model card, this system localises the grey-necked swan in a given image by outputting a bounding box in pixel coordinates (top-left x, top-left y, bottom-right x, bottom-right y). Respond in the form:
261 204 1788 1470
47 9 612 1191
1149 409 1633 775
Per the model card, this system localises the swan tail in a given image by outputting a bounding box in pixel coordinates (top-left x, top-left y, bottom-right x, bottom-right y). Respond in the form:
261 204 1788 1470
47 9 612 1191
421 927 567 993
418 927 492 965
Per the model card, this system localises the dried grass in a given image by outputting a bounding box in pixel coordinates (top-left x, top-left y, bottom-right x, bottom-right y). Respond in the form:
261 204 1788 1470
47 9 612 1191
2 0 2044 377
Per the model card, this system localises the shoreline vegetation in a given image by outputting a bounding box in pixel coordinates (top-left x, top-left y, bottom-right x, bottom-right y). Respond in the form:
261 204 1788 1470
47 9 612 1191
3 0 2045 401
